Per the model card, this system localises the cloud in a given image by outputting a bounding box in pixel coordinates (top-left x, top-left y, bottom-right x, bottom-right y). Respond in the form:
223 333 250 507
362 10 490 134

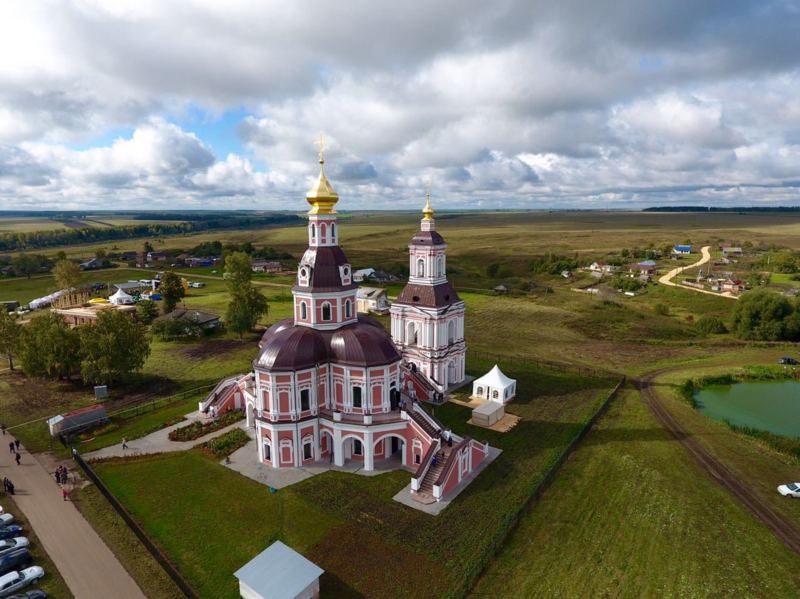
0 1 799 209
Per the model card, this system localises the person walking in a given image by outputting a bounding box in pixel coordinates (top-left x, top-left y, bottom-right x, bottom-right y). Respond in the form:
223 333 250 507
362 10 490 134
14 452 20 466
7 441 13 454
62 486 69 501
121 437 128 450
61 467 69 485
54 469 61 484
13 439 19 452
1 424 6 435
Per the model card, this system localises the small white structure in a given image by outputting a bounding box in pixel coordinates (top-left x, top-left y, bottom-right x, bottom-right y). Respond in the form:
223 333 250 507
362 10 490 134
356 286 389 314
234 541 323 599
472 401 504 427
108 288 135 305
353 267 375 282
472 364 516 404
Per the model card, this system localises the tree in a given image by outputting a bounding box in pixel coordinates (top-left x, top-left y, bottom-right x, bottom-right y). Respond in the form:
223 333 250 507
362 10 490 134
136 299 159 324
0 310 20 370
18 313 80 379
80 310 151 385
225 252 268 337
12 254 38 279
52 259 81 290
143 241 154 254
486 263 500 278
160 271 185 314
731 290 800 341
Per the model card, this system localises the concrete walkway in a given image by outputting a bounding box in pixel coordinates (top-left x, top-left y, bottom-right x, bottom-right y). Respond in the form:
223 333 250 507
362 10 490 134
1 435 145 599
658 245 739 300
85 411 246 460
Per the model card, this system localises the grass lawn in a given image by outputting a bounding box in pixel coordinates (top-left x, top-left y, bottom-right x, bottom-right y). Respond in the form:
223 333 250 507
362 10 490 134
91 359 618 598
471 388 800 598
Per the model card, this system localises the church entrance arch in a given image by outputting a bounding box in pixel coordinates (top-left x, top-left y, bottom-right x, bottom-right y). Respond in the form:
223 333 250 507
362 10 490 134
374 433 406 467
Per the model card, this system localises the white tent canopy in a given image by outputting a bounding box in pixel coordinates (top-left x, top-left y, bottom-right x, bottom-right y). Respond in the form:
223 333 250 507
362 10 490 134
472 364 516 404
109 288 135 305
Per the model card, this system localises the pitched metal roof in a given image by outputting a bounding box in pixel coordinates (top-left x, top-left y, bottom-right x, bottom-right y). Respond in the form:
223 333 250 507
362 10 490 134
394 281 460 308
234 541 323 599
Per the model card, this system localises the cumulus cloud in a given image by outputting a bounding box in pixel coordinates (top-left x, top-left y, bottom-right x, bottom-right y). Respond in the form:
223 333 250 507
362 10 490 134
0 0 799 209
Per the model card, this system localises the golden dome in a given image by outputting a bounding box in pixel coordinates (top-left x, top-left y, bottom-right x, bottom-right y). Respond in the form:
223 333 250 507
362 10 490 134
422 192 434 220
306 135 338 214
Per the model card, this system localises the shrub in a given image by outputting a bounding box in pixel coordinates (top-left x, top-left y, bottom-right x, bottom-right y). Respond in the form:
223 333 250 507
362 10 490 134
653 303 670 316
168 410 244 442
202 428 250 458
695 316 728 335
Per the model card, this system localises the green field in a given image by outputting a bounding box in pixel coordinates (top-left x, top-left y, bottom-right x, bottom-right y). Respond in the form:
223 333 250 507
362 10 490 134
472 388 800 597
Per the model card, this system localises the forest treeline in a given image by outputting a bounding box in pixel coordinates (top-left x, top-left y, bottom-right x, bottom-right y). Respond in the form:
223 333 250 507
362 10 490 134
0 214 301 252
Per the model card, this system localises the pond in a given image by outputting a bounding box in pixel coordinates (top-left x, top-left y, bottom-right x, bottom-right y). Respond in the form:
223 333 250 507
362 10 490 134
695 380 800 438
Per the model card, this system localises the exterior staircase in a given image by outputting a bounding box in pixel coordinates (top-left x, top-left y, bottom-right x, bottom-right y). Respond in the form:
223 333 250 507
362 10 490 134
407 407 440 438
413 445 453 502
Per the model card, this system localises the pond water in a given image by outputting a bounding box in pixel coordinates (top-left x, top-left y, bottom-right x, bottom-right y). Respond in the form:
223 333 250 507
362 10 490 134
695 380 800 438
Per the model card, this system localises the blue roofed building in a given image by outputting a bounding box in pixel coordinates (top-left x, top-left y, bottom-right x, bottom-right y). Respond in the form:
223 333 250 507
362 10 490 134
672 245 692 255
234 541 323 599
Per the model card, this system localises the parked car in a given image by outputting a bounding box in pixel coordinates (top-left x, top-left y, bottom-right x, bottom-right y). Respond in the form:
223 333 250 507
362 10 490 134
0 550 32 577
0 517 13 528
779 357 799 365
0 567 44 597
778 482 800 497
6 590 47 599
0 540 28 559
0 529 23 543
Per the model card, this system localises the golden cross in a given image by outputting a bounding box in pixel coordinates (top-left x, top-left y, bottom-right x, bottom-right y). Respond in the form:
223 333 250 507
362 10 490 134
314 133 326 162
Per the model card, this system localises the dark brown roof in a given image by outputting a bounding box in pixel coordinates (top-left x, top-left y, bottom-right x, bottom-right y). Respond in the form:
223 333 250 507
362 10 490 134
410 230 446 246
154 309 220 325
293 246 357 293
255 316 400 371
394 282 461 308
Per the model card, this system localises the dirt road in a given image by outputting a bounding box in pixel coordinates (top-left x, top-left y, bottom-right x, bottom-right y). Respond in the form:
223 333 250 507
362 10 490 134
658 246 738 300
637 373 800 555
1 437 146 599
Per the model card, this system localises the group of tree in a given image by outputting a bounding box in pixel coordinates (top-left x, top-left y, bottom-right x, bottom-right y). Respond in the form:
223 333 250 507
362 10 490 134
0 311 151 385
224 252 269 337
1 254 51 279
529 253 580 275
159 272 186 313
0 214 300 252
188 240 292 261
730 290 800 341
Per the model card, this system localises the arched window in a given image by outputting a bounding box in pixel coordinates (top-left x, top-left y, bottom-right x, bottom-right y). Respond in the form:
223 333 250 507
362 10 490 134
407 322 417 346
448 320 456 343
321 302 332 321
477 386 484 396
492 390 499 400
417 258 425 277
300 302 307 319
331 223 336 239
320 223 327 240
345 300 352 318
310 224 316 239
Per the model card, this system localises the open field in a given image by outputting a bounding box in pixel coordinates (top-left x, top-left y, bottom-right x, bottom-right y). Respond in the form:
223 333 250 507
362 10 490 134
471 387 800 598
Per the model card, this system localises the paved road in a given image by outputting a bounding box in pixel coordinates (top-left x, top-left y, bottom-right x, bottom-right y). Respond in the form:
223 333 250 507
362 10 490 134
1 436 146 599
638 372 800 555
658 245 738 300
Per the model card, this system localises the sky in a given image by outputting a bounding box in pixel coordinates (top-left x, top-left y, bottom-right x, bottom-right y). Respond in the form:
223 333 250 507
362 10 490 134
0 1 799 212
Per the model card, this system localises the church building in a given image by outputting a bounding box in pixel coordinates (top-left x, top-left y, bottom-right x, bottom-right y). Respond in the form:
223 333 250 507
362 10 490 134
202 148 488 503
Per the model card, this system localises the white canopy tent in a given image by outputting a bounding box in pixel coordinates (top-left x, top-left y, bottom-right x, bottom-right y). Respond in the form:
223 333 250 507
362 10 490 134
109 288 135 305
472 364 516 404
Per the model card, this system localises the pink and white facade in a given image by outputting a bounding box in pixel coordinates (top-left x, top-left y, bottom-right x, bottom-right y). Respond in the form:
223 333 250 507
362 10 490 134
390 202 467 394
204 156 487 502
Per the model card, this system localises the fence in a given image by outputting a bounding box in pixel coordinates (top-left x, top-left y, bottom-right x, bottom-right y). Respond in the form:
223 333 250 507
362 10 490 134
72 449 197 598
458 376 627 599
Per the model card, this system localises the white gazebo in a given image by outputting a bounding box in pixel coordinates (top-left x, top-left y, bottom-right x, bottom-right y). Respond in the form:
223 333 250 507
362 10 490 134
108 288 135 305
472 364 516 404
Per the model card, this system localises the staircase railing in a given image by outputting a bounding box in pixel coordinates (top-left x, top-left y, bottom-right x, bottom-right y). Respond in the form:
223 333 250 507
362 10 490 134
411 440 440 492
411 403 443 435
432 438 469 500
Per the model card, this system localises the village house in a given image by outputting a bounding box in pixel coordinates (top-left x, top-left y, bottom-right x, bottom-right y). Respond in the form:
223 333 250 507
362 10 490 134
251 260 282 273
154 309 221 331
722 246 743 257
356 286 389 314
54 303 137 326
588 261 620 275
629 260 657 279
79 258 103 270
672 245 692 255
720 279 746 294
186 257 215 268
147 251 168 262
352 268 375 282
